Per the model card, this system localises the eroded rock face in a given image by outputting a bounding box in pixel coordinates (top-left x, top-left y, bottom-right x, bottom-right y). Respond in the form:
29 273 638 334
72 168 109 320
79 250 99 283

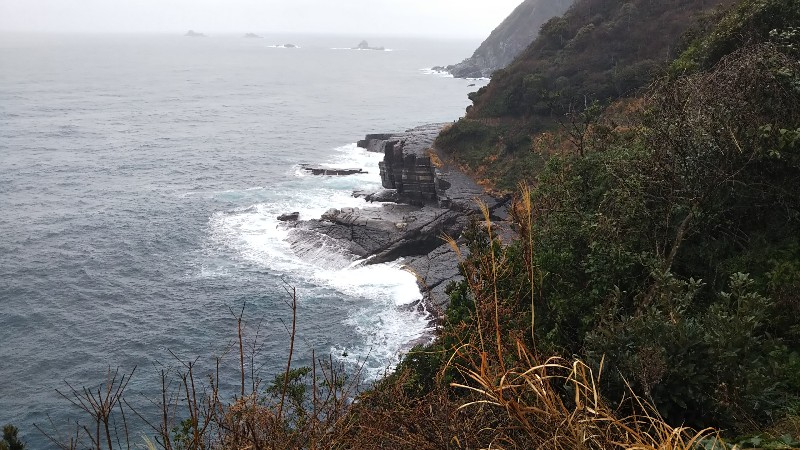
437 0 574 78
380 142 437 205
357 124 445 206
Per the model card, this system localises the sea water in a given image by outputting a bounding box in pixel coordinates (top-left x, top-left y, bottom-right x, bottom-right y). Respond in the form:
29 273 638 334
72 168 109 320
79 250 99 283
0 32 487 446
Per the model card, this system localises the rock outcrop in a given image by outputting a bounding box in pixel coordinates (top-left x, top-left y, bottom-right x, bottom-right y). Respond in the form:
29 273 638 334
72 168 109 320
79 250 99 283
435 0 574 78
284 124 509 310
357 134 394 153
277 212 300 221
359 124 498 210
354 40 385 51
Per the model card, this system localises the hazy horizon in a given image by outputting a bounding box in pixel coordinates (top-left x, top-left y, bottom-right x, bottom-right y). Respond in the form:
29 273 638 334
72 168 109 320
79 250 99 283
0 0 524 38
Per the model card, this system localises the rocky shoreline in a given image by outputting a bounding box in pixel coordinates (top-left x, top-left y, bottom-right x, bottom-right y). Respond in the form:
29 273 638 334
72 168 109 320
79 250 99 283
281 123 508 324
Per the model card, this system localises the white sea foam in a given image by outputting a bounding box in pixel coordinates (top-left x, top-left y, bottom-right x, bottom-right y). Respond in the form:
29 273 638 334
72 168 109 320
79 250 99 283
420 68 454 78
420 68 491 84
206 143 429 379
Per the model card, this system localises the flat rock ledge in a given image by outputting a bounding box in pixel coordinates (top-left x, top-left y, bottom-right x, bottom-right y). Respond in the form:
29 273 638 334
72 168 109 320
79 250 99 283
284 124 510 318
300 164 367 176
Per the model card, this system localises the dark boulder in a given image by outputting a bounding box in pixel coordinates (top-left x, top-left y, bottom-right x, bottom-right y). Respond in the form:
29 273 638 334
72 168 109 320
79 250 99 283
365 189 399 203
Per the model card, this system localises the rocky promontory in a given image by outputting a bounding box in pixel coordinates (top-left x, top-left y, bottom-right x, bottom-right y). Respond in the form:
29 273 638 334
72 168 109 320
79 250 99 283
434 0 573 78
282 124 508 312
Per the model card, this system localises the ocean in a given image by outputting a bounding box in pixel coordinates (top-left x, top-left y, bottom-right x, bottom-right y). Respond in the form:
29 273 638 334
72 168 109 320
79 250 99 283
0 32 487 446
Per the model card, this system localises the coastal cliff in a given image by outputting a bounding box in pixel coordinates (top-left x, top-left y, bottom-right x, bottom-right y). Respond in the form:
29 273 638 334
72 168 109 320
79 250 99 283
436 0 573 78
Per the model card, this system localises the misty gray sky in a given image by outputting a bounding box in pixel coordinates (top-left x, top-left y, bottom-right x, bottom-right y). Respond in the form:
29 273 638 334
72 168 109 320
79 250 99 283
0 0 523 37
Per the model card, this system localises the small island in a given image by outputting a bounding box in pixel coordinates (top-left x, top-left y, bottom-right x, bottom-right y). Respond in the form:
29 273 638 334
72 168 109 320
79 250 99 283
184 30 206 37
353 40 385 51
244 33 262 39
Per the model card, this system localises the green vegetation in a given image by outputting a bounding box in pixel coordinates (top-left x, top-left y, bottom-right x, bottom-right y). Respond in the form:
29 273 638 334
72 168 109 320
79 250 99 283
438 0 741 190
403 0 799 443
0 426 25 450
671 0 800 74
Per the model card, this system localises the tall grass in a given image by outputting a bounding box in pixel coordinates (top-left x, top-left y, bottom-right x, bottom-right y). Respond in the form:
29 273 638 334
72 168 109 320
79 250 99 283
41 191 733 449
440 189 725 450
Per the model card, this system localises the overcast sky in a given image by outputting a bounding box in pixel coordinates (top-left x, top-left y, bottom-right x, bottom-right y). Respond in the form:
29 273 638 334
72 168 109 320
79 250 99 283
0 0 523 37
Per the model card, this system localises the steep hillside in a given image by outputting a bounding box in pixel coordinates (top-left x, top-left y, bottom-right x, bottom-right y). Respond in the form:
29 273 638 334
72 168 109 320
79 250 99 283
436 0 738 190
401 0 800 438
436 0 573 78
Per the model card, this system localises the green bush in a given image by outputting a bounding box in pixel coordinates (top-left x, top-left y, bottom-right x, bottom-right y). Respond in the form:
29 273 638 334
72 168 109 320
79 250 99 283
0 425 25 450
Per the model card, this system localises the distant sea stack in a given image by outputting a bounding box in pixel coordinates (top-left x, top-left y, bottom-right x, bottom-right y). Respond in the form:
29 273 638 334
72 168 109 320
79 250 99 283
185 30 206 37
244 33 263 38
435 0 573 78
354 40 385 51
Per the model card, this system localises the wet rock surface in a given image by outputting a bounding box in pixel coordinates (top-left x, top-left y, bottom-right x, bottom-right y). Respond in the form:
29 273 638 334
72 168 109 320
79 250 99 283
300 164 367 176
404 244 464 311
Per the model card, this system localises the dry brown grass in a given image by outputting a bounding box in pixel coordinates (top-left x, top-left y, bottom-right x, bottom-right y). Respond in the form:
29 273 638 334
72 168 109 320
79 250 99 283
427 148 444 169
448 343 723 450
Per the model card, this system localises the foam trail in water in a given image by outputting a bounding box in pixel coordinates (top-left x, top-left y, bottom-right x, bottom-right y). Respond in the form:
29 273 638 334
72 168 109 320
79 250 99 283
206 143 429 379
420 68 454 78
420 68 492 84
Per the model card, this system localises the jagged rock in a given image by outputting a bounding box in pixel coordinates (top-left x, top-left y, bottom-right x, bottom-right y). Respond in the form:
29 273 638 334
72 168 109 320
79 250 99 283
357 133 395 153
277 212 300 221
